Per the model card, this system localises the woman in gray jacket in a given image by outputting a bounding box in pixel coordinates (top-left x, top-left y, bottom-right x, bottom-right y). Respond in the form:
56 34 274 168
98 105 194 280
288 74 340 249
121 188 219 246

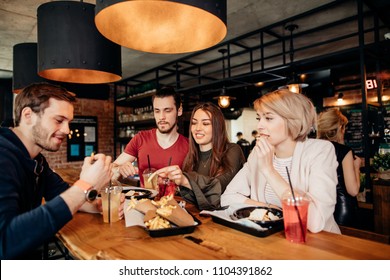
221 89 340 234
154 102 245 210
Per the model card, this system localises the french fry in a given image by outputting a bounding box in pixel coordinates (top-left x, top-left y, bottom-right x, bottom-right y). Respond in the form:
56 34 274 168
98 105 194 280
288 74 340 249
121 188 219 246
126 197 138 212
147 170 158 183
151 194 174 207
145 216 170 230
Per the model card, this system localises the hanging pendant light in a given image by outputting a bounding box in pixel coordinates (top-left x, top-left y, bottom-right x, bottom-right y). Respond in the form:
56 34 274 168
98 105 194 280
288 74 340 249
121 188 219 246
285 73 308 94
13 42 110 99
213 87 236 109
37 1 122 84
13 43 45 94
218 96 230 108
213 48 235 108
95 0 227 54
279 24 308 93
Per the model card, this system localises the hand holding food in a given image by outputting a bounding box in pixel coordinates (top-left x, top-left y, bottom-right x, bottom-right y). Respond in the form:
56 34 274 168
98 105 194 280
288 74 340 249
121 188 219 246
149 165 186 186
118 161 138 178
79 153 112 191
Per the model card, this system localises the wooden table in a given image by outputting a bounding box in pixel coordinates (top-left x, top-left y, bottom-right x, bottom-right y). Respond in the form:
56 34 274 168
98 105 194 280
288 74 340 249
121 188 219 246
54 168 81 185
373 179 390 235
57 203 390 260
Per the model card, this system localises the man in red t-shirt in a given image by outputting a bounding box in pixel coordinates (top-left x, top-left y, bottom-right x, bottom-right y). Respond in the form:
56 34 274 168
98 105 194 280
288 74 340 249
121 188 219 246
113 87 189 187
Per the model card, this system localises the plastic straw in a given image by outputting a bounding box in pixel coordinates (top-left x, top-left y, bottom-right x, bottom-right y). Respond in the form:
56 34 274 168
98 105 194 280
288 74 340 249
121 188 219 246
161 157 173 197
285 167 305 239
108 180 112 223
147 154 151 170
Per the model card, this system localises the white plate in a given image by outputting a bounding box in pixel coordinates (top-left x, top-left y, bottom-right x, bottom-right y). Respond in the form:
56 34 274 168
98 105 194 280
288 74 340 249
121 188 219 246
122 186 158 199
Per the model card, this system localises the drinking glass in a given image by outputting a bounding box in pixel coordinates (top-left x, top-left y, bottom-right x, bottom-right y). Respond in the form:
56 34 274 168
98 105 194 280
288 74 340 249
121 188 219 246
281 189 310 243
101 186 122 223
142 168 157 190
157 178 177 199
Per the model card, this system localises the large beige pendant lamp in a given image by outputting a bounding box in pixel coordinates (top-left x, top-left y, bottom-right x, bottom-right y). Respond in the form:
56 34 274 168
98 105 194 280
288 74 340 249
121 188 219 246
37 1 122 84
95 0 227 54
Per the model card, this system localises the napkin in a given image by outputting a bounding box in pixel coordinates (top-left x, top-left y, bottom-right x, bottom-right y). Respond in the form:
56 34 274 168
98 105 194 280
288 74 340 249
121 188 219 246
200 203 268 231
124 199 146 227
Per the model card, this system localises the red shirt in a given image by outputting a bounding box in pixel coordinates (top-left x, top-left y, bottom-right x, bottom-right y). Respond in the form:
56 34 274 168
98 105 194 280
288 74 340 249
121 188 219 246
124 128 189 186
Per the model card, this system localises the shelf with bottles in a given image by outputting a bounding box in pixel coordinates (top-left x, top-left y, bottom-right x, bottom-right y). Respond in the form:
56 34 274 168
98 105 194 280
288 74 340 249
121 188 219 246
116 121 155 139
117 125 138 140
116 83 157 106
117 120 155 129
114 82 157 158
117 105 154 124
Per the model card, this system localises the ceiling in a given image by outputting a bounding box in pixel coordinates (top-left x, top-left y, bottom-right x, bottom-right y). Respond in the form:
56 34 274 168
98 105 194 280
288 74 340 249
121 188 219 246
1 0 389 101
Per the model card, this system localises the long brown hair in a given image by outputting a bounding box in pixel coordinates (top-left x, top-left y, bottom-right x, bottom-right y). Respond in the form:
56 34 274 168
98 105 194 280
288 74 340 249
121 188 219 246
182 102 232 177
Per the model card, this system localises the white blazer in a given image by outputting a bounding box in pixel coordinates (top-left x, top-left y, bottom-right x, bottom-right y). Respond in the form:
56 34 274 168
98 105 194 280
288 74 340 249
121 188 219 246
221 138 341 234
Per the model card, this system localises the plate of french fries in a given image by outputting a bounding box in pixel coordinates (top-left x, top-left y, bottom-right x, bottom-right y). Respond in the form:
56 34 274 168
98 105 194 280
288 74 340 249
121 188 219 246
124 195 200 237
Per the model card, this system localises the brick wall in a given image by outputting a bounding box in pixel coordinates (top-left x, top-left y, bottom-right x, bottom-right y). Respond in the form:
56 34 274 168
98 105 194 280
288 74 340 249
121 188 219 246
42 89 115 169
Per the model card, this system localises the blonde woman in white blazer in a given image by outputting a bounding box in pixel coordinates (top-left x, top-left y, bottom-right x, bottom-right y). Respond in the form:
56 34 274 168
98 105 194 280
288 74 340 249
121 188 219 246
221 89 340 234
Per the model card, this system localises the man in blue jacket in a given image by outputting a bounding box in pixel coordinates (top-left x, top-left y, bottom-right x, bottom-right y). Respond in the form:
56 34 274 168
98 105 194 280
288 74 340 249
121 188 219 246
0 83 114 259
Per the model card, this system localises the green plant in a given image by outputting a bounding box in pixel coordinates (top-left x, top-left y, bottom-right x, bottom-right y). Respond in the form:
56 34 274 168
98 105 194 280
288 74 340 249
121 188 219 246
372 153 390 172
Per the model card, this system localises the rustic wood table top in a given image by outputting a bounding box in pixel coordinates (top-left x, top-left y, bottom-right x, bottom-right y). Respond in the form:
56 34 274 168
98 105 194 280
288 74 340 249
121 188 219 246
57 200 390 260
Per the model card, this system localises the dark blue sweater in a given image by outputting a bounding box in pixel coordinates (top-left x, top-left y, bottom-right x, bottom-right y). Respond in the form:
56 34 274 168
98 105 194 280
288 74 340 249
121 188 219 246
0 127 72 259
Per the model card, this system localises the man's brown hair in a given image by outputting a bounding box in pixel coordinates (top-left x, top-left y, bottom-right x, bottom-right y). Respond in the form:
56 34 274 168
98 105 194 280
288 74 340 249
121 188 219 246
14 83 76 127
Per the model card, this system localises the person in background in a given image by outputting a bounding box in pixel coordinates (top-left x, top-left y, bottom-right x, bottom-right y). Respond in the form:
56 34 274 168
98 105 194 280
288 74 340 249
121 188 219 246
236 131 251 160
250 129 259 151
113 87 189 186
221 89 340 234
317 108 361 227
153 102 245 210
0 83 115 259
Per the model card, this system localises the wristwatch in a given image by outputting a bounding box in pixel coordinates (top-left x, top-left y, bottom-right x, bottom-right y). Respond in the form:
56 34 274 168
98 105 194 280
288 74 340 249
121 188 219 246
85 188 98 202
74 179 97 202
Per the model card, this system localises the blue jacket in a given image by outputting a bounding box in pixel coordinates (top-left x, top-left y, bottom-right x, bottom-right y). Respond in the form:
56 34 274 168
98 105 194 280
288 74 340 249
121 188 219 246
0 127 72 259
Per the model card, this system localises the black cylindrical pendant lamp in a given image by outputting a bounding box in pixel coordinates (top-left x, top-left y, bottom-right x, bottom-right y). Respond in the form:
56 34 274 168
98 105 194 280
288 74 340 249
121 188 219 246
13 42 110 99
13 43 45 93
37 1 122 84
95 0 227 54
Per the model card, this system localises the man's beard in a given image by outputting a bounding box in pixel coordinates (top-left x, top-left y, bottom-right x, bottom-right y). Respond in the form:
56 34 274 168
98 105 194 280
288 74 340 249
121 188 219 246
32 120 62 152
157 119 177 134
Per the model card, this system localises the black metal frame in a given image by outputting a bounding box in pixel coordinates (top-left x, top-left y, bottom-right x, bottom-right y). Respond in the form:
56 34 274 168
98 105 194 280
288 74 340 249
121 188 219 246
113 0 390 192
115 0 389 98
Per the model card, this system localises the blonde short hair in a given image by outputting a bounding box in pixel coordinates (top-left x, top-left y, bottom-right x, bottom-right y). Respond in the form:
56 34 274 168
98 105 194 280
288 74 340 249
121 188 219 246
253 89 316 141
317 108 348 142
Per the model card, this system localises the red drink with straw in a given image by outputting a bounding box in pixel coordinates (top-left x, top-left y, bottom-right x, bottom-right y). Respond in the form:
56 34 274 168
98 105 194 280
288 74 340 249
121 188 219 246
156 156 177 199
283 167 311 243
158 178 177 199
282 196 309 243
